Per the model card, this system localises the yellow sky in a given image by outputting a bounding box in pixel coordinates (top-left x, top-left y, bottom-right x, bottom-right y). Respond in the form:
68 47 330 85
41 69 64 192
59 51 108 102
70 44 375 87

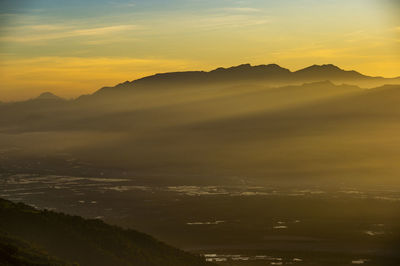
0 0 399 101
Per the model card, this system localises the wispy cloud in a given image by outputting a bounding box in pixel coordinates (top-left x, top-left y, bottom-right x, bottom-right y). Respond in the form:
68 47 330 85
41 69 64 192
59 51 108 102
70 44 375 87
72 25 137 36
174 13 269 31
28 24 69 31
109 0 136 8
0 24 138 42
223 7 261 13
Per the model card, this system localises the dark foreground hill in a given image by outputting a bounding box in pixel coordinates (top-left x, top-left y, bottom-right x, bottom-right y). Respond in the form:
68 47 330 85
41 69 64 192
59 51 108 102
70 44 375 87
0 198 211 266
0 233 68 266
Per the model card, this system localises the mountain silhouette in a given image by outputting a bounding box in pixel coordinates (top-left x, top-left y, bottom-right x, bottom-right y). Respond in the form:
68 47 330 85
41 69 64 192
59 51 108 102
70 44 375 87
293 64 365 80
92 64 399 97
35 92 63 101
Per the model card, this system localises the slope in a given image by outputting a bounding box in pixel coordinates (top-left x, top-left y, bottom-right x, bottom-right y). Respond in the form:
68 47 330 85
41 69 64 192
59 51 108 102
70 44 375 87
0 198 212 266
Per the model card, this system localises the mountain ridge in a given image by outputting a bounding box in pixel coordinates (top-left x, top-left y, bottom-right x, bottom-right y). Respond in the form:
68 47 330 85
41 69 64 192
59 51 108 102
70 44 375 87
2 64 399 103
91 63 399 98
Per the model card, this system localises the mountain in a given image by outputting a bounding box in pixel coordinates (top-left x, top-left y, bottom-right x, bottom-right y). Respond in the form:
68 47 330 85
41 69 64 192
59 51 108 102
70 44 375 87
92 64 399 97
35 92 63 101
293 64 364 80
0 198 212 266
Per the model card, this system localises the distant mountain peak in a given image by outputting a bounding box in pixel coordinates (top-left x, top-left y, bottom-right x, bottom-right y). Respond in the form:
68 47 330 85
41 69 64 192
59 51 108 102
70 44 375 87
299 64 342 71
211 63 290 73
294 64 365 80
255 64 291 72
235 63 252 69
36 92 62 100
265 63 285 68
211 64 252 72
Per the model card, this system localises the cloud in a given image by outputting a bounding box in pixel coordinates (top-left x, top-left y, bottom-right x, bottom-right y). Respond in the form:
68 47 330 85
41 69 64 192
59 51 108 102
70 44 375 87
110 0 136 8
0 24 138 42
223 7 261 13
177 13 269 31
205 15 268 28
28 24 69 31
72 25 137 36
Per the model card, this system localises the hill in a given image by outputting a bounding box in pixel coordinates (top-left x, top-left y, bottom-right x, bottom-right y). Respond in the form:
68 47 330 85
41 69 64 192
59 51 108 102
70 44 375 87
0 233 69 266
0 198 212 266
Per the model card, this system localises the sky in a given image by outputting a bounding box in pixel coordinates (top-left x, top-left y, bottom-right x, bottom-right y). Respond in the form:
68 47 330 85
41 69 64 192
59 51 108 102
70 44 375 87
0 0 399 101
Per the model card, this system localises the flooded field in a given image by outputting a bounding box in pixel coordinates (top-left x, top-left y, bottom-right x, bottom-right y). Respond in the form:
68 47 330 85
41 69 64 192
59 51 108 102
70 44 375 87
1 173 399 265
